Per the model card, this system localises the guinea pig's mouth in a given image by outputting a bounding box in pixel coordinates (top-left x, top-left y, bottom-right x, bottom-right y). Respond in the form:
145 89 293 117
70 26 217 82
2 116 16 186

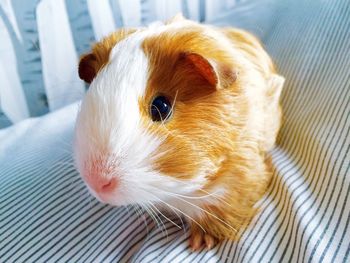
85 182 119 205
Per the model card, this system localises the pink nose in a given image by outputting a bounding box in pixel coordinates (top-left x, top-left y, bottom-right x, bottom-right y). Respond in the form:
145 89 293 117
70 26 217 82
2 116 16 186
87 176 118 193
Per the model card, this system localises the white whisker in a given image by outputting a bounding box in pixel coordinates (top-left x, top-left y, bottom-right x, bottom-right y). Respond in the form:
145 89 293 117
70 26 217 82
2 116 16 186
131 204 150 235
161 191 237 233
144 203 168 238
149 202 182 230
145 191 206 233
165 176 237 210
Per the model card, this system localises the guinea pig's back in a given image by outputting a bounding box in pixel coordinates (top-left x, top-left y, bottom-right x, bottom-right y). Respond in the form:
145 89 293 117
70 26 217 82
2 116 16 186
221 27 284 152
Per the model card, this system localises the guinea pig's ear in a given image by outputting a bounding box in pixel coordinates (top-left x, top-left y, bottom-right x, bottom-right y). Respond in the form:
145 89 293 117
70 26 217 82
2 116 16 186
78 53 99 84
178 52 237 90
78 28 138 84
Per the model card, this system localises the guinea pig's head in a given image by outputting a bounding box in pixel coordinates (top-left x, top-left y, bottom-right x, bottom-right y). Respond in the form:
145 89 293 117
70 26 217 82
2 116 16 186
74 18 277 207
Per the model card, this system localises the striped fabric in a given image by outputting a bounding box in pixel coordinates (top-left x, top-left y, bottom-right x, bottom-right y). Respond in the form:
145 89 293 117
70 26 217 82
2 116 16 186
0 0 240 129
0 0 349 262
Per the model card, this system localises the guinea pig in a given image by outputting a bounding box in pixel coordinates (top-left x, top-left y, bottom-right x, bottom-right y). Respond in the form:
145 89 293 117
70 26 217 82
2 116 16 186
74 14 284 250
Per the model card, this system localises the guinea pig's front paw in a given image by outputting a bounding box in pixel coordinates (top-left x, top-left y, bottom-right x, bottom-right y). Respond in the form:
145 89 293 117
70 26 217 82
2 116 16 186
189 225 218 251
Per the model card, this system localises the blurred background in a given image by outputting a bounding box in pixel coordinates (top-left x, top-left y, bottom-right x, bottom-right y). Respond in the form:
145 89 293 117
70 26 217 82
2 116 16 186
0 0 242 129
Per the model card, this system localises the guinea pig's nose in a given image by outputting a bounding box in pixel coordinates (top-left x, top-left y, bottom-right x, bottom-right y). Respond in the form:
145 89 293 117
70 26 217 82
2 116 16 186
101 178 117 191
89 176 118 193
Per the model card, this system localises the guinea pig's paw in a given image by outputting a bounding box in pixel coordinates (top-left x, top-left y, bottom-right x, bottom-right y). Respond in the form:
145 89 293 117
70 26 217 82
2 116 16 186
189 227 217 251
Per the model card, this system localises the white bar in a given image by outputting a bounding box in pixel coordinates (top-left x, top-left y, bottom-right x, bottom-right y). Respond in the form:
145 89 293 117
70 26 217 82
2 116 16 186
0 16 29 123
37 0 85 111
184 0 200 21
153 0 183 22
87 0 116 40
204 0 227 21
118 0 141 27
0 0 22 42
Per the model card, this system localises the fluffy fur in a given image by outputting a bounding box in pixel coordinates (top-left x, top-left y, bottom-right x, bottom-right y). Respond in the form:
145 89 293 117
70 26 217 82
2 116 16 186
74 15 284 250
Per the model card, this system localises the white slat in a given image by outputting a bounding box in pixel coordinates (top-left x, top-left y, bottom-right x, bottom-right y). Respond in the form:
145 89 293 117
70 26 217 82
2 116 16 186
87 0 116 40
36 0 85 111
205 0 233 21
152 0 182 22
184 0 200 21
0 16 29 123
117 0 141 27
0 0 22 42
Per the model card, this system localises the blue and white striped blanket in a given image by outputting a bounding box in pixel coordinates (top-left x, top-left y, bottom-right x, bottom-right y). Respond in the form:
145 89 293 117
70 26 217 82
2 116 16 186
1 0 349 262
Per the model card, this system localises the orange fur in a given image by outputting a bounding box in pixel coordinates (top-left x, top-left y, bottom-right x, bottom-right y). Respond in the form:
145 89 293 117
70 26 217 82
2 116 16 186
79 17 284 247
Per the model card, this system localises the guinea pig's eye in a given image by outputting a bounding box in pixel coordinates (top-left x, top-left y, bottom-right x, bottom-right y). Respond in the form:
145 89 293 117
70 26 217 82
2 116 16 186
150 95 172 122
